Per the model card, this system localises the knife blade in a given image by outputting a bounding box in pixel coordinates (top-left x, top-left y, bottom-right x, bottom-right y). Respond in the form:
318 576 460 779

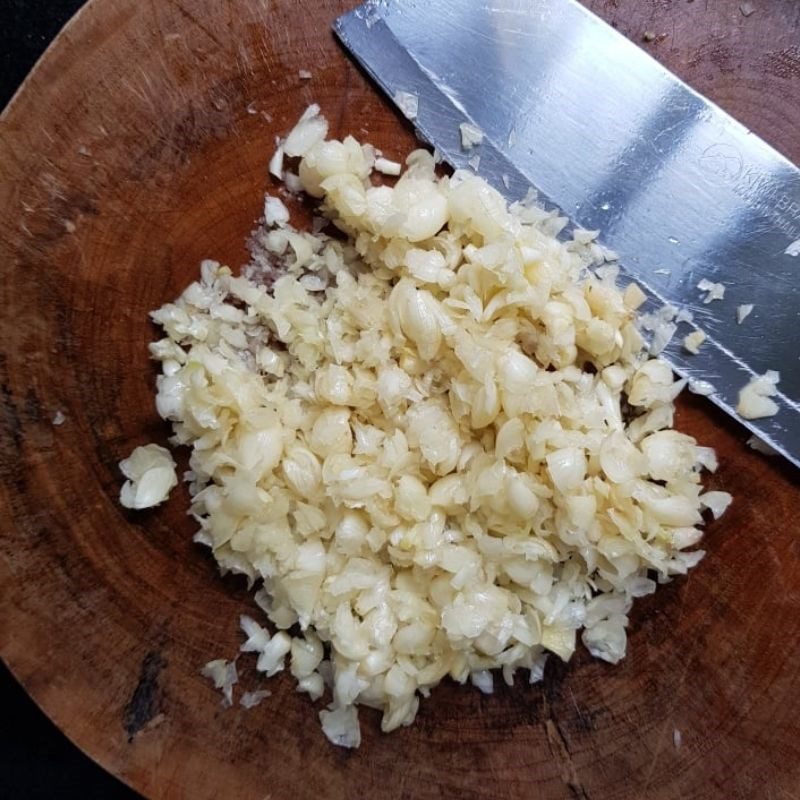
334 0 800 466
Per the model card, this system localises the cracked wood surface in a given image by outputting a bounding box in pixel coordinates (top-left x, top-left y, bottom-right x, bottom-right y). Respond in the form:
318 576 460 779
1 1 799 798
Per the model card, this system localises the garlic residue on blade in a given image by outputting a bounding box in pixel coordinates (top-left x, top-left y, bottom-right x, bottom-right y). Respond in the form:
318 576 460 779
393 90 419 120
697 279 725 304
737 371 780 419
459 122 484 149
736 304 754 324
683 329 706 355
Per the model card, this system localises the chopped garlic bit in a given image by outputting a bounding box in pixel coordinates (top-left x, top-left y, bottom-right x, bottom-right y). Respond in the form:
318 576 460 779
240 615 271 653
119 444 177 509
283 103 328 158
283 171 303 194
623 282 647 311
572 228 599 246
393 90 419 120
298 69 312 80
132 108 729 748
700 491 733 520
52 410 66 426
737 370 780 419
256 632 291 677
459 121 484 150
374 157 402 176
638 303 677 355
683 329 706 355
201 659 238 707
240 689 271 709
736 304 754 324
471 670 494 695
269 141 285 180
320 705 361 748
688 379 715 397
264 195 290 227
697 278 725 304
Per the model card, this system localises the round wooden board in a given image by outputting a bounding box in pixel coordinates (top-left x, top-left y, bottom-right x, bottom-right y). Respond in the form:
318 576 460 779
1 1 799 797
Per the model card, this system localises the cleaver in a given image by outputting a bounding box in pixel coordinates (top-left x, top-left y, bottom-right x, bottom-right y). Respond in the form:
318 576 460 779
334 0 800 466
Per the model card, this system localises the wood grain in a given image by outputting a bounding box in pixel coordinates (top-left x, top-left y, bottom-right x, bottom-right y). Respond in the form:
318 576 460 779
1 1 799 798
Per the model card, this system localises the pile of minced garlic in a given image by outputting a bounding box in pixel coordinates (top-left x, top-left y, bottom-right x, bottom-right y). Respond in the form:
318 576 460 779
120 106 731 748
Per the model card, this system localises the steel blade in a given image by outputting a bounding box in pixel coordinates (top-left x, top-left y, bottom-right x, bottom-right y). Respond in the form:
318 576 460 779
335 0 800 465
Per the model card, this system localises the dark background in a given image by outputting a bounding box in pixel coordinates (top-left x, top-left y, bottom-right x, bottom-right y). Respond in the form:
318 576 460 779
2 1 84 107
2 5 139 797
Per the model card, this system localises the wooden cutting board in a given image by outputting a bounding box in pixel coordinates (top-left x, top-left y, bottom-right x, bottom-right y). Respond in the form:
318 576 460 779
1 1 799 798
